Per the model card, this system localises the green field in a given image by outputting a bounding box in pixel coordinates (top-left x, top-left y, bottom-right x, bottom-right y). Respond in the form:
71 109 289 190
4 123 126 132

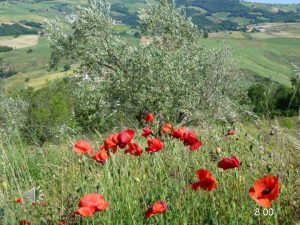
2 29 300 89
1 0 300 87
0 0 87 22
204 32 300 86
0 35 72 90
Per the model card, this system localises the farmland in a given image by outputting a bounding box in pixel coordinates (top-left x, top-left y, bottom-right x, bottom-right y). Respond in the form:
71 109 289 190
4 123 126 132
2 24 300 89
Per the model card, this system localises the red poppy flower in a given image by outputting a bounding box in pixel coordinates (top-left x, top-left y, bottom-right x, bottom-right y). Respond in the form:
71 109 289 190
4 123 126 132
75 193 109 217
92 146 109 164
146 138 164 153
191 169 217 191
15 197 22 203
142 127 152 138
218 156 240 170
118 129 135 148
58 223 67 225
161 123 173 134
104 133 119 152
171 127 187 140
249 175 279 208
225 129 236 136
73 140 94 155
183 130 202 151
125 143 143 156
19 221 31 225
144 113 154 122
145 200 168 218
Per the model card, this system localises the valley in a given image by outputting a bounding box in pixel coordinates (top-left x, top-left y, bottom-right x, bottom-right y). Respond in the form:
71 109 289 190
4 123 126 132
0 0 300 89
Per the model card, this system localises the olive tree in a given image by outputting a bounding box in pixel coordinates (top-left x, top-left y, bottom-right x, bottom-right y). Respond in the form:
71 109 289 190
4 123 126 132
45 0 241 127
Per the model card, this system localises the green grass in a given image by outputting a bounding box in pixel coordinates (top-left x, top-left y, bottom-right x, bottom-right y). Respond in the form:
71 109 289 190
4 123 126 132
1 28 299 90
0 0 86 22
0 36 71 90
203 32 300 86
242 2 300 13
1 0 300 89
0 120 299 224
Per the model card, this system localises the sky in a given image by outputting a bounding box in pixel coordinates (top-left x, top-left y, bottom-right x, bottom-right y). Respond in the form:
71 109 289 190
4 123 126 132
245 0 300 3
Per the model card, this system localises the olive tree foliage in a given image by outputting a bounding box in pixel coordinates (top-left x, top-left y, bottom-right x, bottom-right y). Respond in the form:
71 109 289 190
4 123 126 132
0 80 28 136
45 0 241 127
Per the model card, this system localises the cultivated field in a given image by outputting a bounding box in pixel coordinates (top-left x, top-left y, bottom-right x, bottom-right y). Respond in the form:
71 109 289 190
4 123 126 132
0 35 39 49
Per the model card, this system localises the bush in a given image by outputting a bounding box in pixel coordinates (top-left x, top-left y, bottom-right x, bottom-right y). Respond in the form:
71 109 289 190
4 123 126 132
63 64 70 71
0 58 17 78
72 79 118 132
247 74 300 118
0 80 28 136
0 46 13 52
22 80 77 144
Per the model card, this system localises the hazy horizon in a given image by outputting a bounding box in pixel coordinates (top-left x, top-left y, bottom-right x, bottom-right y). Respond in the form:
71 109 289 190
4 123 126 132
245 0 300 3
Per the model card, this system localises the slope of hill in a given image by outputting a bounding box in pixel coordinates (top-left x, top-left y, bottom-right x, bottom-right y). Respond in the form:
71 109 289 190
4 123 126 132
1 0 300 89
1 0 300 30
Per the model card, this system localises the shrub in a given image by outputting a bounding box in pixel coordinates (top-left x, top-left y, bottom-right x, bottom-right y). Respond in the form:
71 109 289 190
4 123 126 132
247 72 300 118
0 58 17 78
45 0 241 128
0 80 28 137
0 46 13 52
22 80 77 144
63 64 70 71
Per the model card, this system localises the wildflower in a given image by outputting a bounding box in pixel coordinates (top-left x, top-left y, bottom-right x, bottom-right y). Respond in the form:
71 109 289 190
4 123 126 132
249 175 279 208
142 127 152 138
144 113 154 122
191 169 217 191
75 193 109 217
125 143 143 156
146 138 163 153
225 129 236 136
73 140 94 155
218 156 240 170
117 129 135 149
145 200 168 218
182 130 202 151
160 123 173 134
171 127 187 140
19 221 31 225
15 197 22 203
92 146 109 164
104 133 119 152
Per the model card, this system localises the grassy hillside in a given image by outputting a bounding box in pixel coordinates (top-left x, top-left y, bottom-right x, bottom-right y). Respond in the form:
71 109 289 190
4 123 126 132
3 28 300 89
1 119 299 224
205 27 300 86
0 0 300 88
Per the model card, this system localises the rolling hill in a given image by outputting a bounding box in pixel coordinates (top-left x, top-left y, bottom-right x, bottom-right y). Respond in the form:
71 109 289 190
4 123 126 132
0 0 300 89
